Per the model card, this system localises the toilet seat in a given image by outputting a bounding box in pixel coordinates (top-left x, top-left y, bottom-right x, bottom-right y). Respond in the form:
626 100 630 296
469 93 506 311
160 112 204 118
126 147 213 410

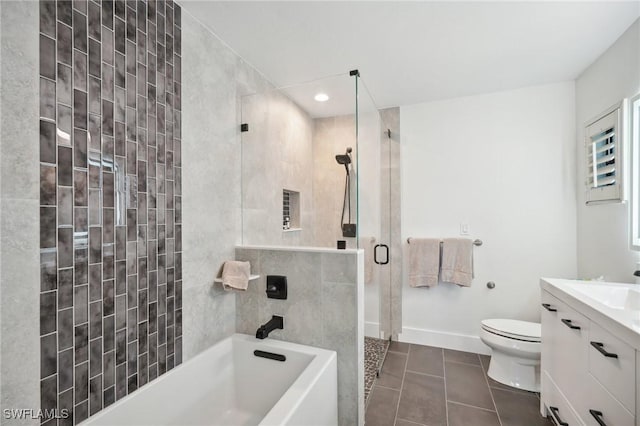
481 319 541 343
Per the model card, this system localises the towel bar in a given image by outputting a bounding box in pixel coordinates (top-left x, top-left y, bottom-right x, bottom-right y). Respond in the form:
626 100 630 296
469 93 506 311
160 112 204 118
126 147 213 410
406 238 482 246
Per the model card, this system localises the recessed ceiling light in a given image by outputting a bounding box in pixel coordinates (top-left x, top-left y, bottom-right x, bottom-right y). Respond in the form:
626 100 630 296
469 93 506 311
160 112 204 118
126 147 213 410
314 93 329 102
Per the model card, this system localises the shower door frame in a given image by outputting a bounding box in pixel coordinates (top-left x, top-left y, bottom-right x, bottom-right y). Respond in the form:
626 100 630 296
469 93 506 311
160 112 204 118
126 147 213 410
355 74 393 342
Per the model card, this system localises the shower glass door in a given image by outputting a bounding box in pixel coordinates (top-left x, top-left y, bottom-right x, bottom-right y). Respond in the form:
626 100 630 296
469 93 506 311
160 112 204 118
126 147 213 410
238 71 392 339
354 75 391 342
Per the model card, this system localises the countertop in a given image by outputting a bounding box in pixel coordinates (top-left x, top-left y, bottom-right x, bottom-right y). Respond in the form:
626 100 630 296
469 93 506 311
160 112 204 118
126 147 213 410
541 277 640 350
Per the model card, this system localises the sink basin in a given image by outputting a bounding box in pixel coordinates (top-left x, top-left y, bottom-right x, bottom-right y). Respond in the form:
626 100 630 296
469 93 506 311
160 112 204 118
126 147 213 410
565 282 640 310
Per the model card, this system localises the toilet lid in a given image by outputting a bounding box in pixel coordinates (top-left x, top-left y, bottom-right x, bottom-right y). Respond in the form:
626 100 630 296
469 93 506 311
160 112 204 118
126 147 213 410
481 319 541 342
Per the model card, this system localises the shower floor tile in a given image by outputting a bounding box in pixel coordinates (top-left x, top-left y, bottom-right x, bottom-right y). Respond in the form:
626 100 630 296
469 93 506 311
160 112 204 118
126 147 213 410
365 343 552 426
364 337 390 403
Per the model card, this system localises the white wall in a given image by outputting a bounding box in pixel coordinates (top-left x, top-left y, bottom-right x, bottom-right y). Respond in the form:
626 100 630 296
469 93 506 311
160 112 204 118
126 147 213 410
399 82 577 353
576 19 640 283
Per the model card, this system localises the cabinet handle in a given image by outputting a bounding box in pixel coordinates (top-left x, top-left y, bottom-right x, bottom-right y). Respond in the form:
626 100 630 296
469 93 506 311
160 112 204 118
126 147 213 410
590 341 618 359
589 409 607 426
549 406 569 426
561 319 581 330
541 303 557 312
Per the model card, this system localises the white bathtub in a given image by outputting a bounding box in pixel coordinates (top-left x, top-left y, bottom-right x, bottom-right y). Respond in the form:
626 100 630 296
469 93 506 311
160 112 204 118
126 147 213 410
84 334 338 426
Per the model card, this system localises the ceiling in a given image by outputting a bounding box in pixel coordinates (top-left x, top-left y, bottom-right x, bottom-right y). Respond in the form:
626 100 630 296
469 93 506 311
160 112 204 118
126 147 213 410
180 1 640 109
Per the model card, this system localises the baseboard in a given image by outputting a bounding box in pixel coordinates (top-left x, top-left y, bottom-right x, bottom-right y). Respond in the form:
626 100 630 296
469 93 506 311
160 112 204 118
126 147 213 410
364 322 380 339
398 326 491 355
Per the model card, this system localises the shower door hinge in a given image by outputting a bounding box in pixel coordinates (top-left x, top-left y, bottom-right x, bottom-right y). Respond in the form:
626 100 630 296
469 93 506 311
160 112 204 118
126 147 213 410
349 69 360 77
240 123 249 132
387 129 391 138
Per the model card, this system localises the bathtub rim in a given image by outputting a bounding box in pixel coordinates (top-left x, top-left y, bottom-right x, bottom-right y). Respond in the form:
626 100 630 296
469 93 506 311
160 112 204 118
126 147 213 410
81 333 337 425
256 335 337 425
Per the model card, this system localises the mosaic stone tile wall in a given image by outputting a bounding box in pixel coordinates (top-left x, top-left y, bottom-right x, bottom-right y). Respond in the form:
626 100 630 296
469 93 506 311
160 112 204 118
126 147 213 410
38 1 182 423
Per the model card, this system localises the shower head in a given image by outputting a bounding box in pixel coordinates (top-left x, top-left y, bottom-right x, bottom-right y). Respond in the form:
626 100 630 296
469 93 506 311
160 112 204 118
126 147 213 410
335 154 351 165
335 147 353 166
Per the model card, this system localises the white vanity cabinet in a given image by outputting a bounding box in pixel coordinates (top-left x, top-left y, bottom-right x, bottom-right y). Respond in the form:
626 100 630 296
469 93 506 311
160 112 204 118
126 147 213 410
541 292 588 425
540 279 639 426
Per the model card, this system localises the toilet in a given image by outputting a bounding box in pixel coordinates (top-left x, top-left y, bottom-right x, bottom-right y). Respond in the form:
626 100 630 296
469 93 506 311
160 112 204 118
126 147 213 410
479 319 541 392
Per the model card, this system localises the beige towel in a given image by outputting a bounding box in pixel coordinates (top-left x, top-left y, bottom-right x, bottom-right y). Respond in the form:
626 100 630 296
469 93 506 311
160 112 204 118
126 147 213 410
221 261 251 291
360 237 376 284
441 238 473 287
409 238 440 288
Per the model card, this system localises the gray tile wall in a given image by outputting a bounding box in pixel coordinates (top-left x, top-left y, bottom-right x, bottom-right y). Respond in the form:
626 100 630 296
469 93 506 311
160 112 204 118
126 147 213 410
235 247 365 426
312 115 358 249
179 8 274 360
1 2 41 425
240 90 316 247
38 1 181 423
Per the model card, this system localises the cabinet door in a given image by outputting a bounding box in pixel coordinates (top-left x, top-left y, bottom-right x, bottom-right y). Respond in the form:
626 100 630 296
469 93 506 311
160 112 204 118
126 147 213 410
588 321 635 414
542 371 583 426
544 292 590 408
541 292 561 380
579 374 634 426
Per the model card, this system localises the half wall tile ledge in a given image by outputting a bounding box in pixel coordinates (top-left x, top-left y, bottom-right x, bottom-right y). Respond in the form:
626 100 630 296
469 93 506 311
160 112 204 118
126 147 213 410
236 244 361 254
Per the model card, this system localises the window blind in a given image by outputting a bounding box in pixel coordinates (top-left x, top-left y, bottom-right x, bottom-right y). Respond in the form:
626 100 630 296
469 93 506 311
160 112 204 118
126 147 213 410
585 106 623 204
588 127 616 188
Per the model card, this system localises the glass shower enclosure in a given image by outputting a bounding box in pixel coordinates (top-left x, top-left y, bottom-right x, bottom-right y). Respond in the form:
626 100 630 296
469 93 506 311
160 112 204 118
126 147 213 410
239 70 392 363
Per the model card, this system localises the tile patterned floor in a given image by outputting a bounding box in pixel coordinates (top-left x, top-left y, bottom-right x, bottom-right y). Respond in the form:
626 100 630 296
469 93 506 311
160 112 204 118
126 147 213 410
365 342 552 426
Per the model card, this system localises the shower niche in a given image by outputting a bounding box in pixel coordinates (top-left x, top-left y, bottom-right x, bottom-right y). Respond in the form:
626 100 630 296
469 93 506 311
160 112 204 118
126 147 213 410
282 189 300 231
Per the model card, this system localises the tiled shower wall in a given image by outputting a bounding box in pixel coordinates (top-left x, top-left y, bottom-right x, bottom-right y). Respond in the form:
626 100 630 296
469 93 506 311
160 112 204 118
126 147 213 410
38 1 182 423
240 91 315 247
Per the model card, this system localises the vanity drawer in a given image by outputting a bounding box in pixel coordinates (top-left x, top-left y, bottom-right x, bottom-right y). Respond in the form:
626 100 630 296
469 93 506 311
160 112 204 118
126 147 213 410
588 321 635 413
542 371 583 426
578 373 634 426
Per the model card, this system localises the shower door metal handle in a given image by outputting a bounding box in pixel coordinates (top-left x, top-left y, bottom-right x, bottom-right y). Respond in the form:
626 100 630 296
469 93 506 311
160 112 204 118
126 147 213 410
374 244 389 265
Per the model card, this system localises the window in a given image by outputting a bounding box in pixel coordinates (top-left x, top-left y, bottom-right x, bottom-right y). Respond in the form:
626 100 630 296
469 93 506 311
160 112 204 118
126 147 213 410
630 94 640 250
585 102 625 204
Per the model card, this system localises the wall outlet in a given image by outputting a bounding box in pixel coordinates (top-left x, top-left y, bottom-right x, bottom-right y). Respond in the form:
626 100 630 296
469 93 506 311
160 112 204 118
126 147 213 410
460 223 470 236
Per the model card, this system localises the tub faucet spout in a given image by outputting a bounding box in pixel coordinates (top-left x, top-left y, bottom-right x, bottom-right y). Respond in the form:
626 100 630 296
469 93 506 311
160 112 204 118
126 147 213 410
256 315 284 339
